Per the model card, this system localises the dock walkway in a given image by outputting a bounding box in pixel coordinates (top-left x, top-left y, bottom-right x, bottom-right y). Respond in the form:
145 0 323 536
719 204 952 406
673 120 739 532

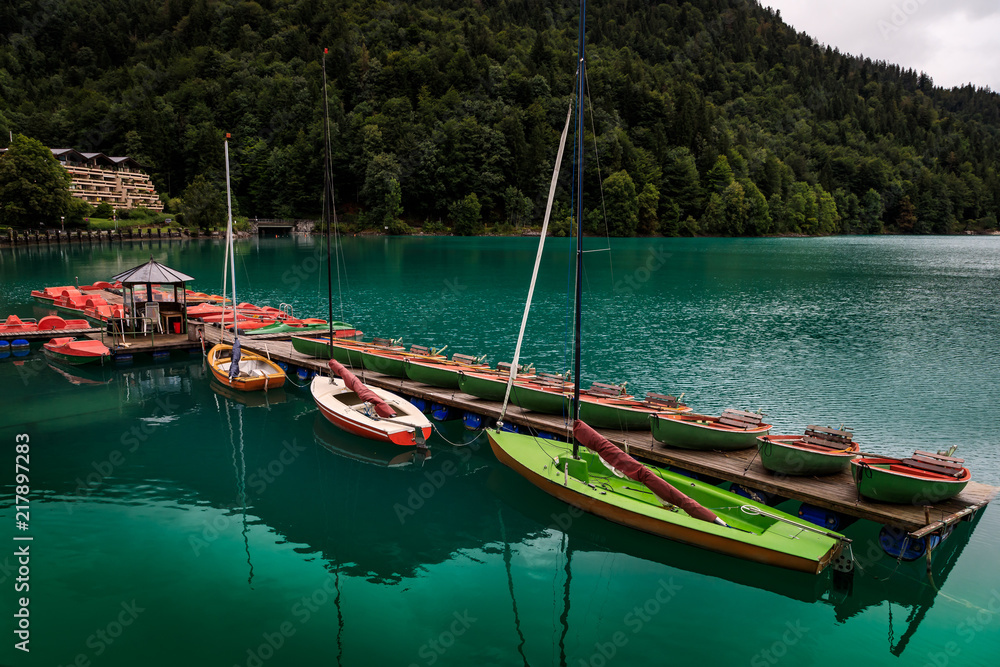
202 325 997 536
0 327 102 341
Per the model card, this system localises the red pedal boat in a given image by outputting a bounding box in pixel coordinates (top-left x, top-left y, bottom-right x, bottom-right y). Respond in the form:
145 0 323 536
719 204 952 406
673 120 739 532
42 337 111 365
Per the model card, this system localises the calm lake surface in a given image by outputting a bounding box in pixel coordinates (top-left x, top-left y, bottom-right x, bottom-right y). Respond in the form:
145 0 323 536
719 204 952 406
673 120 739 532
1 235 998 666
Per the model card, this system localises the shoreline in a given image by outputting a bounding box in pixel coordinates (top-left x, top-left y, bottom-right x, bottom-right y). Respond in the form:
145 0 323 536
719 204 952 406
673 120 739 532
3 228 999 247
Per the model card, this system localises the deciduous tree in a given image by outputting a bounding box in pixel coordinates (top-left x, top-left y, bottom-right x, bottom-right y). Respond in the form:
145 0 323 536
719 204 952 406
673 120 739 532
0 134 72 227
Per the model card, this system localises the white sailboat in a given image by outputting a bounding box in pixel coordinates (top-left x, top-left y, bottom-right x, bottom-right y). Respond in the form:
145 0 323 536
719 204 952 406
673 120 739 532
309 50 431 447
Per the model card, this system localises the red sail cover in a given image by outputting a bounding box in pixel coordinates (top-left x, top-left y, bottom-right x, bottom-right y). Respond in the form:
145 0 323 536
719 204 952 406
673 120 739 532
328 360 397 418
573 420 720 524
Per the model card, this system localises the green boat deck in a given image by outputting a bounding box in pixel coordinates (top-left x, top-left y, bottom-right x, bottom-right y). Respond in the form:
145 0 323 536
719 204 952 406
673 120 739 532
202 323 998 538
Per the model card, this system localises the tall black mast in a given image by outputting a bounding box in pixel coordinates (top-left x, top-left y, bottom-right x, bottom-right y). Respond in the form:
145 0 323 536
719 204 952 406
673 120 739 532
322 49 334 357
571 0 586 458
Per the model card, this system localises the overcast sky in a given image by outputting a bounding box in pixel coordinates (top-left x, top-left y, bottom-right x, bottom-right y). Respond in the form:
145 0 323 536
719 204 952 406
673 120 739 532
761 1 1000 91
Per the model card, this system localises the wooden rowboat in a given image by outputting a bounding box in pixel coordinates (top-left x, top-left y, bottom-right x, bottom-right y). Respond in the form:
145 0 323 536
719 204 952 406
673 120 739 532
403 353 491 389
651 409 771 451
461 370 688 429
290 335 374 363
757 426 859 476
851 450 971 504
358 342 446 378
207 343 286 391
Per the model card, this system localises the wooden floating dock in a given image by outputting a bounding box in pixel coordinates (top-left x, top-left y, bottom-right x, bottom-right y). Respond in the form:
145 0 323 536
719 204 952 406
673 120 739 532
86 332 201 354
202 324 997 537
0 327 103 341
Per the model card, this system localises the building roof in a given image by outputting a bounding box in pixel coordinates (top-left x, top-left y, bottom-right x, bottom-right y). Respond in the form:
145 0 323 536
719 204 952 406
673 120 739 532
47 148 146 170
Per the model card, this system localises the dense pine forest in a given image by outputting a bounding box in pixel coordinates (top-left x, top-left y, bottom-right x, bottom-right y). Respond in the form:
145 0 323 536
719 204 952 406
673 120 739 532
1 0 999 235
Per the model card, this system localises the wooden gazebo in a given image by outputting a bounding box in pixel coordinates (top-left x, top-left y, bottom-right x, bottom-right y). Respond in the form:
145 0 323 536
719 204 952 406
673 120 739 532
109 257 194 334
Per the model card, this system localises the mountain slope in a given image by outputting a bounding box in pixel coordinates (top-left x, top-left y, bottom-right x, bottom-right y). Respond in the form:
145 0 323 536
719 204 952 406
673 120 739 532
1 0 997 235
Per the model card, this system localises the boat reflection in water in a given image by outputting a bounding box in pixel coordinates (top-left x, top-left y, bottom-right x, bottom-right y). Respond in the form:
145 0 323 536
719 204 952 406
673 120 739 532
827 511 985 657
313 413 429 468
211 381 288 409
46 360 114 386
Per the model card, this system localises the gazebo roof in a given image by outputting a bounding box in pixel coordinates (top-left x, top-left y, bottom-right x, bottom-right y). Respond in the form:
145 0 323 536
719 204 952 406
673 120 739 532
110 258 194 285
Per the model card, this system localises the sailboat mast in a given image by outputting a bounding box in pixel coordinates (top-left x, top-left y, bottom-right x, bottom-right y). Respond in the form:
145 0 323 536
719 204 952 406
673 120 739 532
224 134 237 340
571 0 586 458
322 49 335 357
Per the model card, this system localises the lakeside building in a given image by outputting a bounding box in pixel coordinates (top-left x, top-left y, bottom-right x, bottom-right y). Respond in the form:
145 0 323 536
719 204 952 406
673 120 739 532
0 147 164 211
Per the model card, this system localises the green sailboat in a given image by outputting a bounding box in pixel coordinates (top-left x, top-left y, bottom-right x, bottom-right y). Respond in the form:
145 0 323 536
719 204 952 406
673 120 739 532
489 427 844 573
486 2 847 574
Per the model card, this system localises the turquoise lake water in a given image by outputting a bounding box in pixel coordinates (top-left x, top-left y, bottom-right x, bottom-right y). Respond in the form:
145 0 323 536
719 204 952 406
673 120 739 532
1 235 998 666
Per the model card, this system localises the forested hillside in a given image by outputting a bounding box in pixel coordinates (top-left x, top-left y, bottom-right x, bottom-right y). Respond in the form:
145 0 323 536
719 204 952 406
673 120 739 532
2 0 999 235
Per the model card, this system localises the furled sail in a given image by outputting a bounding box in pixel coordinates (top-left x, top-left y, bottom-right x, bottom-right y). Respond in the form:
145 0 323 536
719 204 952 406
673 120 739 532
229 336 242 381
328 360 397 418
573 420 724 525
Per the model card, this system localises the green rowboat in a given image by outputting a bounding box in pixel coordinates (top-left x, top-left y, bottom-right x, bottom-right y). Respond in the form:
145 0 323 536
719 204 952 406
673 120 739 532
851 454 971 504
403 355 490 389
509 381 570 414
358 347 407 377
578 397 689 430
757 427 859 476
458 370 517 401
358 345 446 378
651 410 771 451
466 373 690 430
291 336 369 367
488 428 845 573
244 320 354 336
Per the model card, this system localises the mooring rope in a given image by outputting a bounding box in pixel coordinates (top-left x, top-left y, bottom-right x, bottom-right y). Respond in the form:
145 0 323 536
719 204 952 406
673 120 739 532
431 422 486 447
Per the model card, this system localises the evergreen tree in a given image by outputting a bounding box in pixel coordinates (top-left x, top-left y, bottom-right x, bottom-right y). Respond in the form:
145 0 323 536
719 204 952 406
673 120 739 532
706 155 735 195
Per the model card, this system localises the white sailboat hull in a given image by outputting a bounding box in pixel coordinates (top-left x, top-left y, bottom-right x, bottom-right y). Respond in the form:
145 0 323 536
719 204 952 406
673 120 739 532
310 375 432 446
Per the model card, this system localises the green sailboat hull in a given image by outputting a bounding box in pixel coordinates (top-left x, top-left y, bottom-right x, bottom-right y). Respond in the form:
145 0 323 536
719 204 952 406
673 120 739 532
757 437 857 476
650 414 768 451
850 459 971 504
488 429 842 573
